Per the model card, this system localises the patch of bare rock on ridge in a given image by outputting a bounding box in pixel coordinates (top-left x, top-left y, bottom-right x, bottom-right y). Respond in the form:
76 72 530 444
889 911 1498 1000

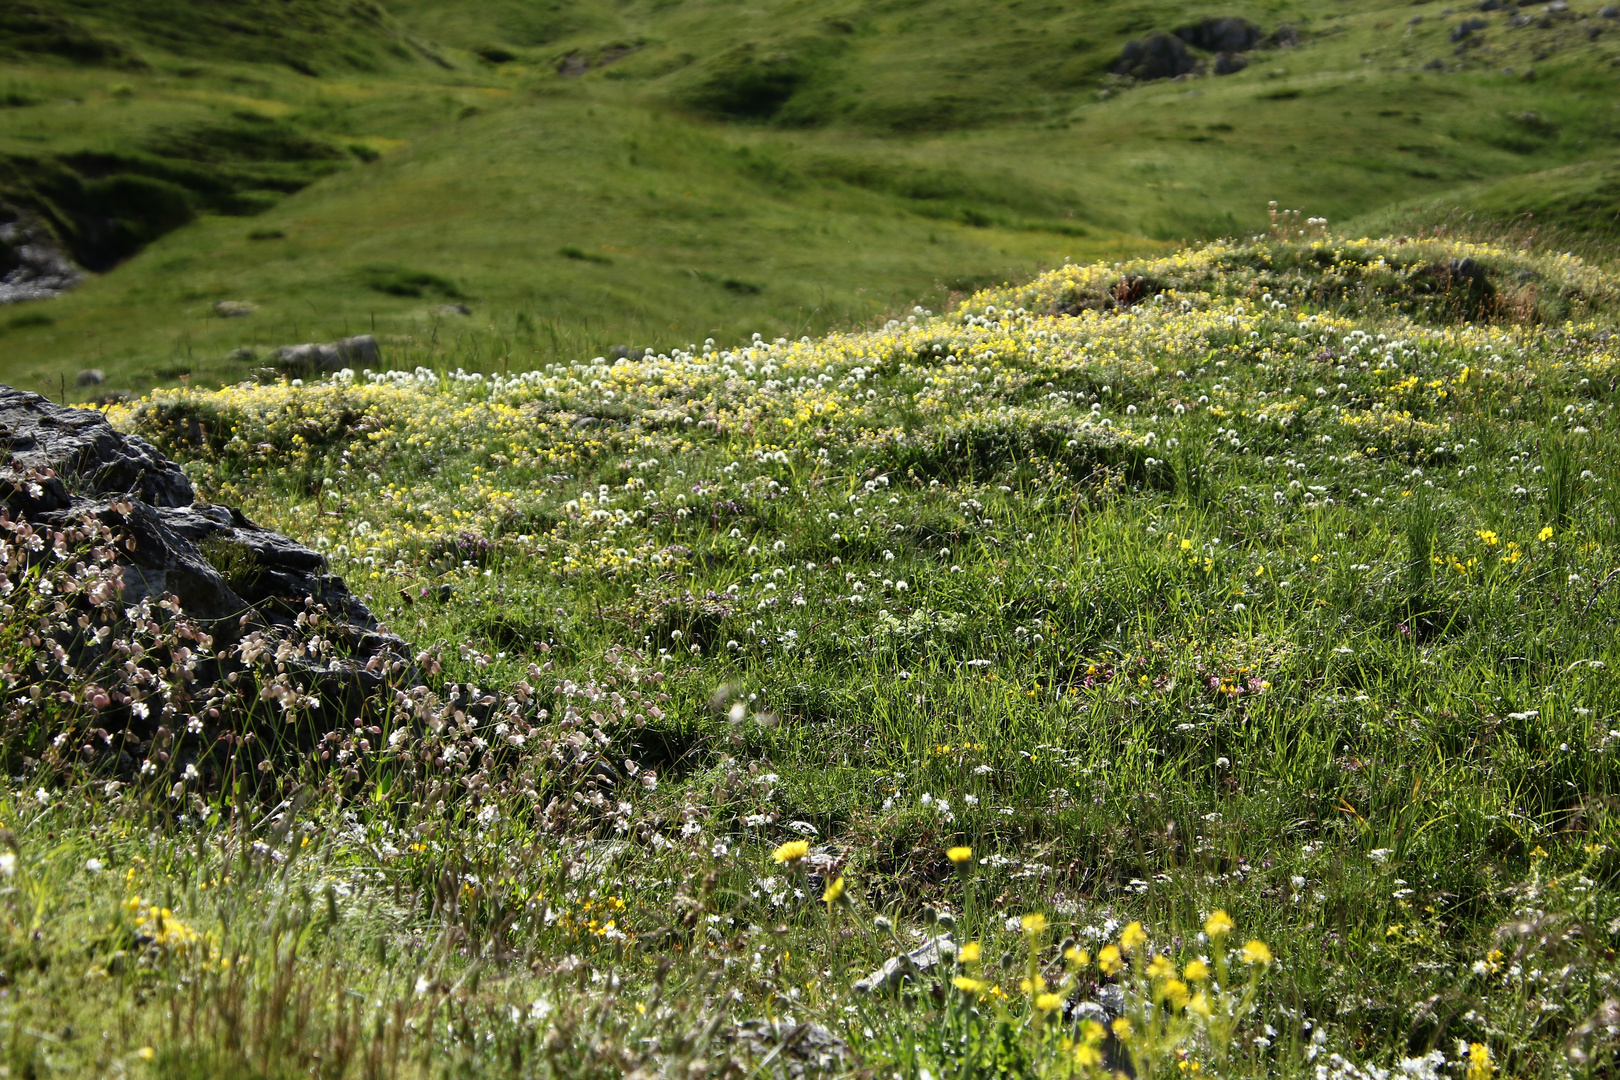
0 384 408 688
0 210 81 304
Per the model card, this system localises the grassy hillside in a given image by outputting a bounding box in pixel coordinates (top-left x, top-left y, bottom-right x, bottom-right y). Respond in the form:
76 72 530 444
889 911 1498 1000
0 0 1619 398
4 231 1619 1078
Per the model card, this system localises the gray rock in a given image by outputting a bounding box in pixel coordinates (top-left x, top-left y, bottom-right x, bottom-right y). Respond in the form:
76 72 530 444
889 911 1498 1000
1267 23 1301 46
1451 17 1489 40
213 300 256 318
0 210 81 304
226 347 258 363
854 934 956 992
273 334 380 373
1109 33 1198 80
0 385 402 678
435 303 472 316
1603 6 1620 17
727 1018 852 1079
1424 57 1449 69
0 386 192 506
1214 51 1251 75
1546 0 1568 10
1479 0 1506 10
1175 16 1265 52
607 344 639 361
76 369 105 388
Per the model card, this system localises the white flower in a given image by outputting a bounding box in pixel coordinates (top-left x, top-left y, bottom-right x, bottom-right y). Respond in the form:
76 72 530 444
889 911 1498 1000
33 788 49 806
0 853 15 877
1369 848 1394 865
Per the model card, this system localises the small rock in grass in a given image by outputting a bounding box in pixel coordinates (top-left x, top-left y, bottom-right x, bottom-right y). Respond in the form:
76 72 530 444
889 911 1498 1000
75 368 104 387
1451 17 1489 40
854 934 955 993
1214 51 1251 75
435 303 472 316
1603 6 1620 18
273 334 379 373
213 300 256 318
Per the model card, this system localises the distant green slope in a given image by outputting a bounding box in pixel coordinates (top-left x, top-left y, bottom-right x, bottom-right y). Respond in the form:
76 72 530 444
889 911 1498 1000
0 0 1618 397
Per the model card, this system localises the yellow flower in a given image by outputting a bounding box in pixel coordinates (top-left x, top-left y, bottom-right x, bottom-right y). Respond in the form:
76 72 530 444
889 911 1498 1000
946 846 973 865
1204 910 1235 939
1021 913 1048 935
1466 1043 1494 1080
1097 944 1123 976
953 976 985 994
1074 1043 1103 1068
1020 976 1047 995
1146 954 1175 980
1476 530 1499 546
1112 1017 1133 1040
772 840 809 865
1158 978 1190 1010
1240 939 1273 966
822 876 847 907
136 1047 155 1061
959 941 982 963
1184 959 1210 982
1035 992 1064 1013
1065 945 1090 968
1188 991 1212 1018
1120 921 1147 953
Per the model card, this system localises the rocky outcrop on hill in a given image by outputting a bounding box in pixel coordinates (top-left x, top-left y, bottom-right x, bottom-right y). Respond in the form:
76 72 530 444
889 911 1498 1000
1110 16 1295 82
0 385 399 655
0 210 81 304
1108 33 1197 81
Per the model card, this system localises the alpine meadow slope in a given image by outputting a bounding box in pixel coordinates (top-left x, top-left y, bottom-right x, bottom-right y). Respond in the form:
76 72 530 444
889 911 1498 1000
1 0 1620 395
1 2 1620 1078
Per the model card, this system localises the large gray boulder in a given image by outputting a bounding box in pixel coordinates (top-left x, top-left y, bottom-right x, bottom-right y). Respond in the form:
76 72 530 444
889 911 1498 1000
1175 16 1265 52
0 387 399 666
1109 33 1198 80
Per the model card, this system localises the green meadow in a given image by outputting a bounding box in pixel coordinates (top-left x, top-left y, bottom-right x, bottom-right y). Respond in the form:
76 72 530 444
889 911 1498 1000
2 0 1620 395
2 2 1620 1078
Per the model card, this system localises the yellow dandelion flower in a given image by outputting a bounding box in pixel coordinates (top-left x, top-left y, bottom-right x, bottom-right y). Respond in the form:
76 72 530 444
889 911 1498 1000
1021 913 1048 935
1098 944 1123 976
1466 1043 1494 1080
946 845 973 865
959 941 982 963
1240 939 1273 966
1159 978 1190 1010
1112 1017 1133 1040
953 976 985 994
1035 992 1064 1013
1188 991 1212 1018
1120 921 1147 953
136 1047 155 1061
1184 959 1210 982
1146 954 1175 980
1074 1043 1103 1068
772 840 810 865
1204 910 1235 939
822 876 846 907
1064 945 1090 968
